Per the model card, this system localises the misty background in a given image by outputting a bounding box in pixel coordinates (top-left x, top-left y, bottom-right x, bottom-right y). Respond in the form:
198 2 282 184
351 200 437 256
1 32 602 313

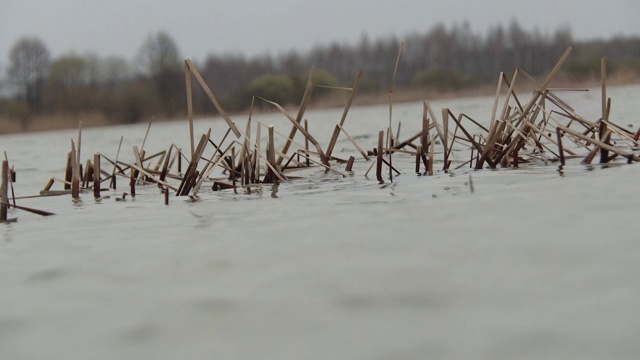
1 0 639 131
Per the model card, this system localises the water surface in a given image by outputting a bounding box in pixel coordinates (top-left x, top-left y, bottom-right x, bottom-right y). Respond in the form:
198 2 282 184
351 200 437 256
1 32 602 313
1 85 640 359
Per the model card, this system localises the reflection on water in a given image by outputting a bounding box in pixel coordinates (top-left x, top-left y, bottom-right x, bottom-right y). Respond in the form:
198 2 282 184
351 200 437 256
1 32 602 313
1 223 14 242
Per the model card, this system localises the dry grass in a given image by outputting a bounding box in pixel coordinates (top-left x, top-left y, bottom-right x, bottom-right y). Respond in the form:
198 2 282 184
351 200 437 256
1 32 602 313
1 112 124 135
321 74 640 109
0 116 23 134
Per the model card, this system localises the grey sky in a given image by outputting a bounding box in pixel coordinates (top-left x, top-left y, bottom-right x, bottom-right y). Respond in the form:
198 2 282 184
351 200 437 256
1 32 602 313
1 0 639 65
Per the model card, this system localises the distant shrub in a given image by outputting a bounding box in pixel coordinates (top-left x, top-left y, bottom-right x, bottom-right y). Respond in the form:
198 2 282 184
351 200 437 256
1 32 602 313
244 68 342 108
115 81 157 124
247 74 296 105
293 68 341 95
412 67 468 91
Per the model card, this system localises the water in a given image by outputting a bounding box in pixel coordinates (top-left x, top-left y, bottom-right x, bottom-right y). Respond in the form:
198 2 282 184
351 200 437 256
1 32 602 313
1 85 640 359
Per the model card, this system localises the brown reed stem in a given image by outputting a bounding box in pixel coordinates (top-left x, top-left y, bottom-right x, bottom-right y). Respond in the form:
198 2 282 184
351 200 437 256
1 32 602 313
304 119 310 167
1 161 7 221
184 59 241 138
3 152 16 207
376 130 384 183
556 127 566 166
129 168 136 197
93 153 100 198
345 156 355 172
64 151 72 190
415 145 422 174
70 140 80 199
326 68 364 157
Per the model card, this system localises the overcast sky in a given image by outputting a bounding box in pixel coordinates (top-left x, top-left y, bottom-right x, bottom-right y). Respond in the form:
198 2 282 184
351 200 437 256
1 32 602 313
1 0 639 66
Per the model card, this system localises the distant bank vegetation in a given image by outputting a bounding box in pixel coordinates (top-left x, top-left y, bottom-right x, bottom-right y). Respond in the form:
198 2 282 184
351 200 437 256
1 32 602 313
1 20 640 131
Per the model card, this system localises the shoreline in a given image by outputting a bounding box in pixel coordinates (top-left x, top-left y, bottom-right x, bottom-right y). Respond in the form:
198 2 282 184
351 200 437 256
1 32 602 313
2 76 638 136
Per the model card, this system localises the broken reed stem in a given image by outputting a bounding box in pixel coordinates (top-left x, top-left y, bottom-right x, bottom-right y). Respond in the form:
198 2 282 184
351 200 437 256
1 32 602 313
1 161 7 221
268 125 276 170
345 156 355 172
77 121 82 180
259 97 329 166
240 106 253 185
599 58 610 163
599 124 611 163
93 153 100 198
64 151 72 190
558 125 640 161
129 168 136 197
184 59 241 138
326 68 364 157
231 146 237 192
177 132 210 196
111 136 123 189
43 178 55 192
556 128 566 166
429 134 435 176
140 120 152 156
255 124 261 182
185 60 195 158
193 146 234 193
243 149 251 185
442 108 450 171
387 42 404 148
263 124 280 183
602 57 607 122
3 152 16 207
489 72 504 130
82 159 92 188
338 124 370 161
70 140 80 199
159 145 173 183
380 158 401 175
422 104 430 150
386 43 403 182
304 119 310 167
132 146 144 181
376 130 384 183
415 145 422 173
277 67 315 165
387 128 393 182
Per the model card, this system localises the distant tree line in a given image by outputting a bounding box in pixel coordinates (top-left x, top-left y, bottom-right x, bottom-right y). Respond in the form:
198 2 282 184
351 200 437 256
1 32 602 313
1 20 640 129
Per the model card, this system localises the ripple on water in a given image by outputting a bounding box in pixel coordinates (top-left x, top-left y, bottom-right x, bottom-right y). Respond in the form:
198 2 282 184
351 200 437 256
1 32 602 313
190 298 237 313
117 323 159 345
26 268 67 283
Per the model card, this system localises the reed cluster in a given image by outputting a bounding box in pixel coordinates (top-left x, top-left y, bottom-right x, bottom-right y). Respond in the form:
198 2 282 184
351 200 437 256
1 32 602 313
2 47 639 223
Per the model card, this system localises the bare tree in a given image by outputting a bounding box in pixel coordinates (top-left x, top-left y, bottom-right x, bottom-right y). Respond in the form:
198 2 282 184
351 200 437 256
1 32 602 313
137 31 183 116
138 31 181 76
47 53 94 113
97 56 132 89
7 37 51 112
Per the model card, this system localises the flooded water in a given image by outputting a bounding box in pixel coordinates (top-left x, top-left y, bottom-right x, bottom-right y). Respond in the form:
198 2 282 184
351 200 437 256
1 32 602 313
1 85 640 359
